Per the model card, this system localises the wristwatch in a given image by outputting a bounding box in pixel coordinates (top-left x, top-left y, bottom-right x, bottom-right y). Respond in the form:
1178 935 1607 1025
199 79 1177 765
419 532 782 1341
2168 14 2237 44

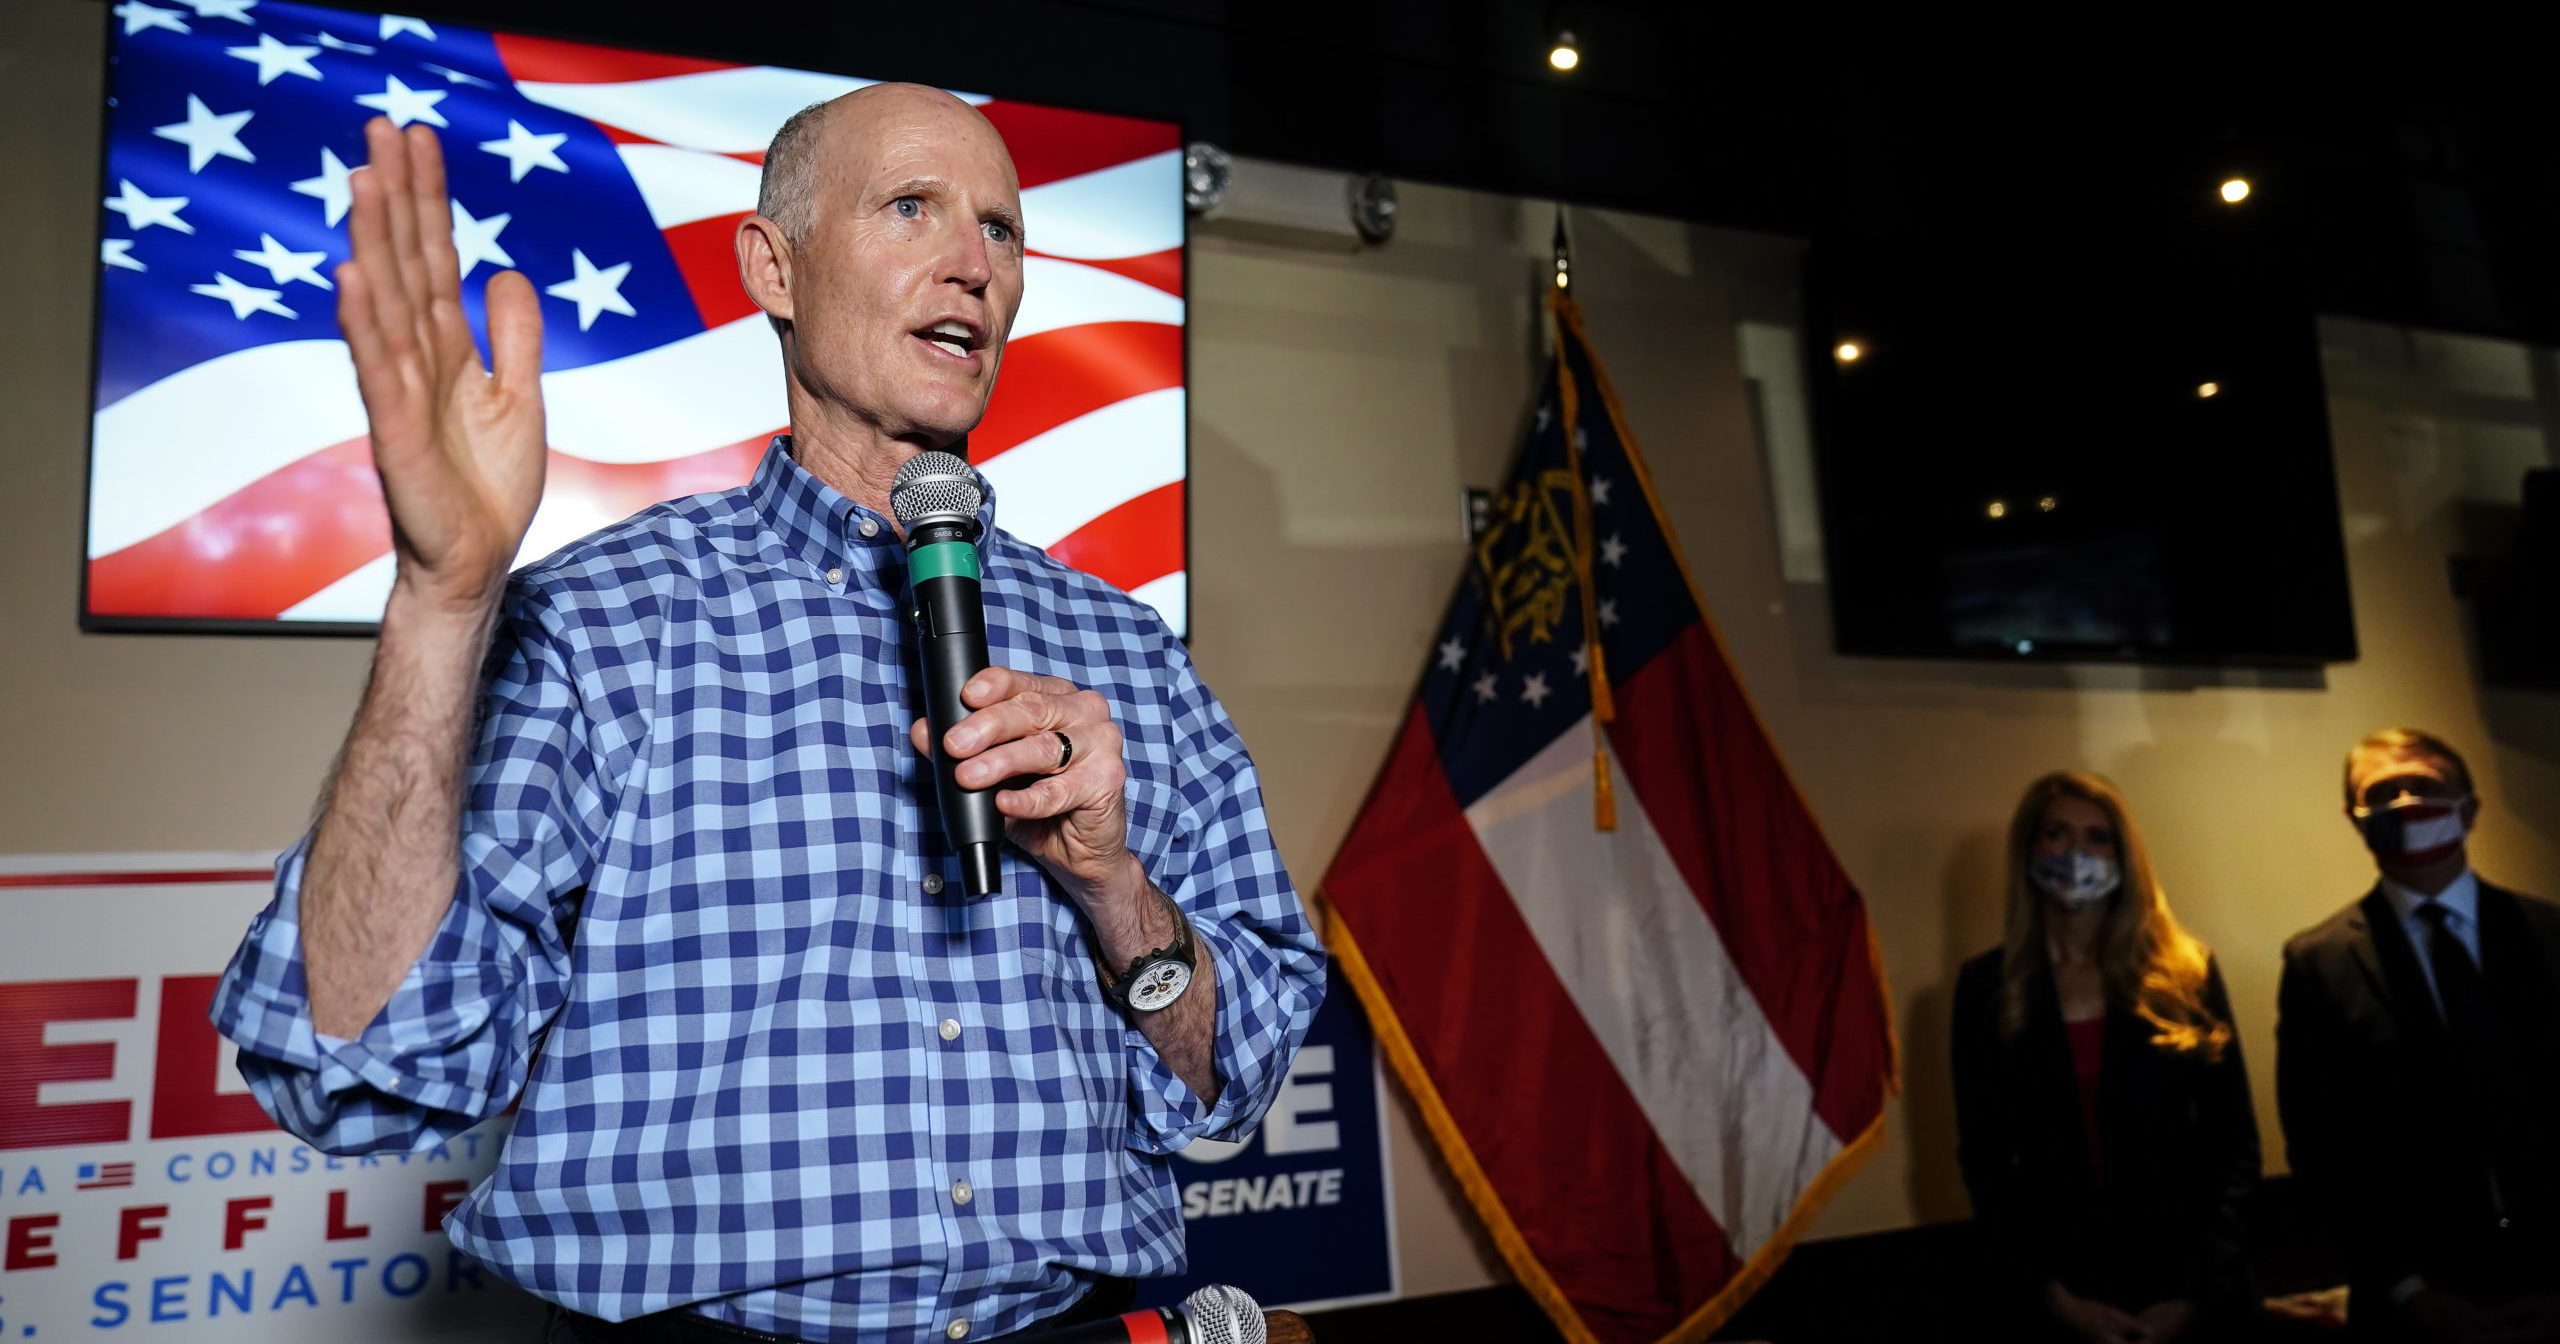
1102 892 1197 1014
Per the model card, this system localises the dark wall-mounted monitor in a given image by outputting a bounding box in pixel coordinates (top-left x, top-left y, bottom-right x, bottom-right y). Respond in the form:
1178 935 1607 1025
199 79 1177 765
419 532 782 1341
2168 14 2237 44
85 1 1187 634
1809 214 2357 666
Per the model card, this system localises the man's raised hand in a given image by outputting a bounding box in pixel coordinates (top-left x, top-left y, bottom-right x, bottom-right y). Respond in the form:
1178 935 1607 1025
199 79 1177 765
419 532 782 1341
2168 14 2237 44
336 117 545 616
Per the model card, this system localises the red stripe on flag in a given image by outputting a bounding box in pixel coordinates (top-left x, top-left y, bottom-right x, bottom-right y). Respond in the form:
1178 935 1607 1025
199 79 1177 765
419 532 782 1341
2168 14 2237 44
970 322 1182 462
1032 246 1182 298
1328 705 1743 1344
89 435 777 621
0 869 273 889
976 101 1180 191
1606 624 1894 1142
1044 482 1182 595
87 438 388 619
662 212 760 328
491 32 739 84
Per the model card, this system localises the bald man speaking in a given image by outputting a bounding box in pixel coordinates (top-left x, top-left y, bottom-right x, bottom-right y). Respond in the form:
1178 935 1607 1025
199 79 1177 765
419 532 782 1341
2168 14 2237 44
212 88 1322 1344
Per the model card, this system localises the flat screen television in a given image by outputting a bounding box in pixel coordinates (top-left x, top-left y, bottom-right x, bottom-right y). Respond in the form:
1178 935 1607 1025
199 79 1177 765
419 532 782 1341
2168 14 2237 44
1808 222 2357 666
85 1 1187 634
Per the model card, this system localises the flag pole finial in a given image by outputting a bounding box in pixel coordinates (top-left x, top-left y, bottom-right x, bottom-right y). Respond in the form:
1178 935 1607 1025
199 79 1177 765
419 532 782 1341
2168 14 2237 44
1551 209 1571 293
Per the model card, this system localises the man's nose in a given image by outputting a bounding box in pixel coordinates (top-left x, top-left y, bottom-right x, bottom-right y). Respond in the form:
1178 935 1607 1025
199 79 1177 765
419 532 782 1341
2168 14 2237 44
942 222 993 290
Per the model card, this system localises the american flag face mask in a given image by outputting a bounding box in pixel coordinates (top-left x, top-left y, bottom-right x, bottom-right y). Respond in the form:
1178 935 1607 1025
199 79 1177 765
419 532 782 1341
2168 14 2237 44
2354 794 2472 868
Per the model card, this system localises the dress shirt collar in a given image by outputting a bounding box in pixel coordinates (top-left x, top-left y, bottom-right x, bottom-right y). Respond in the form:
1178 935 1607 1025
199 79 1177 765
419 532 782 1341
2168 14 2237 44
746 435 998 582
2382 866 2480 931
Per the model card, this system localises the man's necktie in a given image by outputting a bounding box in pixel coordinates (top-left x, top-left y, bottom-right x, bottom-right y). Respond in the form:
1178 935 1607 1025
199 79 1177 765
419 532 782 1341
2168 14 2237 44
2415 901 2503 1047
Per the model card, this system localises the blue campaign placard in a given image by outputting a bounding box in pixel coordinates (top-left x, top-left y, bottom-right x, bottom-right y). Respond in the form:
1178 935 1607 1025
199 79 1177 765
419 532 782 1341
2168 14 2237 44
1137 959 1398 1313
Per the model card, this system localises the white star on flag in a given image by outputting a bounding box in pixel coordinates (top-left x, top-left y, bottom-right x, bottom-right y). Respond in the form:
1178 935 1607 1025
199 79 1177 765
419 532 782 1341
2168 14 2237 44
153 95 255 173
449 200 514 277
422 61 494 87
1471 671 1500 703
291 147 354 226
480 121 570 183
313 31 375 53
1598 599 1620 627
1569 643 1589 676
180 0 257 19
226 33 322 85
1588 475 1612 505
113 1 189 36
355 75 448 128
545 249 635 330
1437 637 1468 672
235 233 332 289
1534 403 1553 433
378 14 436 41
102 239 147 272
1520 672 1552 708
190 272 295 320
1599 533 1627 567
103 179 193 233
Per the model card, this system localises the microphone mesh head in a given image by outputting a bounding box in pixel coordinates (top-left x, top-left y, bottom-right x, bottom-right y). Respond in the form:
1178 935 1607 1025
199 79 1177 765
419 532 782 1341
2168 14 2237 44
889 451 984 530
1182 1284 1264 1344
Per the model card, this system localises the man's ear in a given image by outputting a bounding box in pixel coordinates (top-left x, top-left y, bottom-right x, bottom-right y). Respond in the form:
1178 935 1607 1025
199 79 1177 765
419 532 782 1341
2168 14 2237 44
2460 794 2483 830
737 213 794 325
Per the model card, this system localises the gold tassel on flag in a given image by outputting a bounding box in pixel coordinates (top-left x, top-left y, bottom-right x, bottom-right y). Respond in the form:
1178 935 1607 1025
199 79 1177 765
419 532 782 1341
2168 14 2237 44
1549 264 1617 832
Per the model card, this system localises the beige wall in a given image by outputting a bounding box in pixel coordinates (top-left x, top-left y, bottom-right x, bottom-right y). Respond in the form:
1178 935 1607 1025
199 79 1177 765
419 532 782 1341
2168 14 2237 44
12 0 2560 1305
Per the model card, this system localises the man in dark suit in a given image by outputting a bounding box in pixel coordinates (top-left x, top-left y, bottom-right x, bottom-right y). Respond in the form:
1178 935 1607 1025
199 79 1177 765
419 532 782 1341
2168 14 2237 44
2278 728 2560 1343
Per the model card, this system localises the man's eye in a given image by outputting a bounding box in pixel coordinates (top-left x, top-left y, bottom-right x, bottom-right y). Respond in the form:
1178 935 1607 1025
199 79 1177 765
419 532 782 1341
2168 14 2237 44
984 221 1012 244
893 197 922 218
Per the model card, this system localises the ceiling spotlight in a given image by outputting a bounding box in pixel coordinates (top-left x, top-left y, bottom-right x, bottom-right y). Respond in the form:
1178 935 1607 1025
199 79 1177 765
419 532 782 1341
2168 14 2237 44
1549 32 1579 70
2197 380 2220 398
1987 500 2009 519
2038 496 2058 512
2220 178 2250 204
1835 341 1863 364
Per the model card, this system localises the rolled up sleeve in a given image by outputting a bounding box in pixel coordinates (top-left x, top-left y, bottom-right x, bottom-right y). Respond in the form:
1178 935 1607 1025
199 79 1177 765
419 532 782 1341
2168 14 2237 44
1120 650 1324 1154
210 588 606 1155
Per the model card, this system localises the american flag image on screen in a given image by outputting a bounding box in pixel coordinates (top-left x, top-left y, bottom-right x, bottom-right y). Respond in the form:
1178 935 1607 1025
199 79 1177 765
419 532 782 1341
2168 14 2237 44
87 1 1186 633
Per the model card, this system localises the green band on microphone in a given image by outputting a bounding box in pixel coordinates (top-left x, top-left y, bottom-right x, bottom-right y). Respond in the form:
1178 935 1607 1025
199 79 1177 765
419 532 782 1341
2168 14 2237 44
910 540 980 584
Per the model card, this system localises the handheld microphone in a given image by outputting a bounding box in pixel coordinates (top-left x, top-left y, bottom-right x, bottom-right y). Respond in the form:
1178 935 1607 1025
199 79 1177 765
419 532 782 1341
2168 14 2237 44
890 450 1004 897
1014 1284 1266 1344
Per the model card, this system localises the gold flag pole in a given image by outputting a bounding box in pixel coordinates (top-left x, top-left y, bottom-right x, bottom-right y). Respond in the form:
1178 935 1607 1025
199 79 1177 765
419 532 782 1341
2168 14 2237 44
1549 216 1616 832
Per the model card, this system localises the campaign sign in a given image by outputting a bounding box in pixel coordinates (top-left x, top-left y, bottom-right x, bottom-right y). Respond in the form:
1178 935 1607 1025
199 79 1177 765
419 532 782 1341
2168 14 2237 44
1140 960 1399 1314
0 855 540 1342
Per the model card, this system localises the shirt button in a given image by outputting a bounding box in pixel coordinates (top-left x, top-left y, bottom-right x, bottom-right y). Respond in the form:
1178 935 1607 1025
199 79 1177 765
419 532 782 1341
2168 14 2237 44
825 567 843 585
952 1179 973 1205
859 517 881 539
945 1322 969 1340
922 874 945 895
939 1018 961 1042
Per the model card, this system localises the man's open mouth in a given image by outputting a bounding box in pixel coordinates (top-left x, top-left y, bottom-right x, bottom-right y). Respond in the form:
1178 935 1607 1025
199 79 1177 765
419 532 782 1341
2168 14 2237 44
916 319 982 360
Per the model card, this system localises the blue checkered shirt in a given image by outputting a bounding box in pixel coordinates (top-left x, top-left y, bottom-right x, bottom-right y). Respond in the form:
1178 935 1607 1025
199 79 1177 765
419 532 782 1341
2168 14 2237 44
212 439 1323 1342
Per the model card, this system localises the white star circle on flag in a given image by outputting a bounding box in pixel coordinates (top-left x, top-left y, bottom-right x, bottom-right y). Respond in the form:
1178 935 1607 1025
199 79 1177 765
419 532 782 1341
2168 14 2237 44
546 249 636 330
1569 644 1589 676
355 75 448 129
291 148 355 226
1520 672 1552 708
449 200 515 278
424 61 495 88
153 95 255 174
480 121 570 183
190 272 295 320
1471 671 1499 703
314 31 374 53
114 1 189 36
378 14 436 41
1598 599 1620 628
235 233 333 290
102 239 147 272
180 0 257 19
1437 637 1467 672
104 179 193 233
1588 475 1612 506
1599 533 1628 567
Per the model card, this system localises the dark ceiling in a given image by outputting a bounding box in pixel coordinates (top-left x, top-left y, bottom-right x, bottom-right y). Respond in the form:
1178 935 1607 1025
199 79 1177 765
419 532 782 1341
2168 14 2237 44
249 0 2560 345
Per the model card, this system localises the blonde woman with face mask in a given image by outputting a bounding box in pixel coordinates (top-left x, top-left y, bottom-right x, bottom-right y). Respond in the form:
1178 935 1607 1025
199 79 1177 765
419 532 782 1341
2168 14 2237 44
1953 772 2260 1344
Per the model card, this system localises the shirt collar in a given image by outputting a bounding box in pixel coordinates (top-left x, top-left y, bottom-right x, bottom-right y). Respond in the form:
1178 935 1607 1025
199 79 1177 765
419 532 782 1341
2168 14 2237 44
746 435 999 579
2384 866 2480 928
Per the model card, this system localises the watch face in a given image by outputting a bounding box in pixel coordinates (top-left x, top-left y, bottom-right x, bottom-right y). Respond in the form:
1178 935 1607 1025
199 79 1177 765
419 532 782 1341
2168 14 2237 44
1127 959 1193 1013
